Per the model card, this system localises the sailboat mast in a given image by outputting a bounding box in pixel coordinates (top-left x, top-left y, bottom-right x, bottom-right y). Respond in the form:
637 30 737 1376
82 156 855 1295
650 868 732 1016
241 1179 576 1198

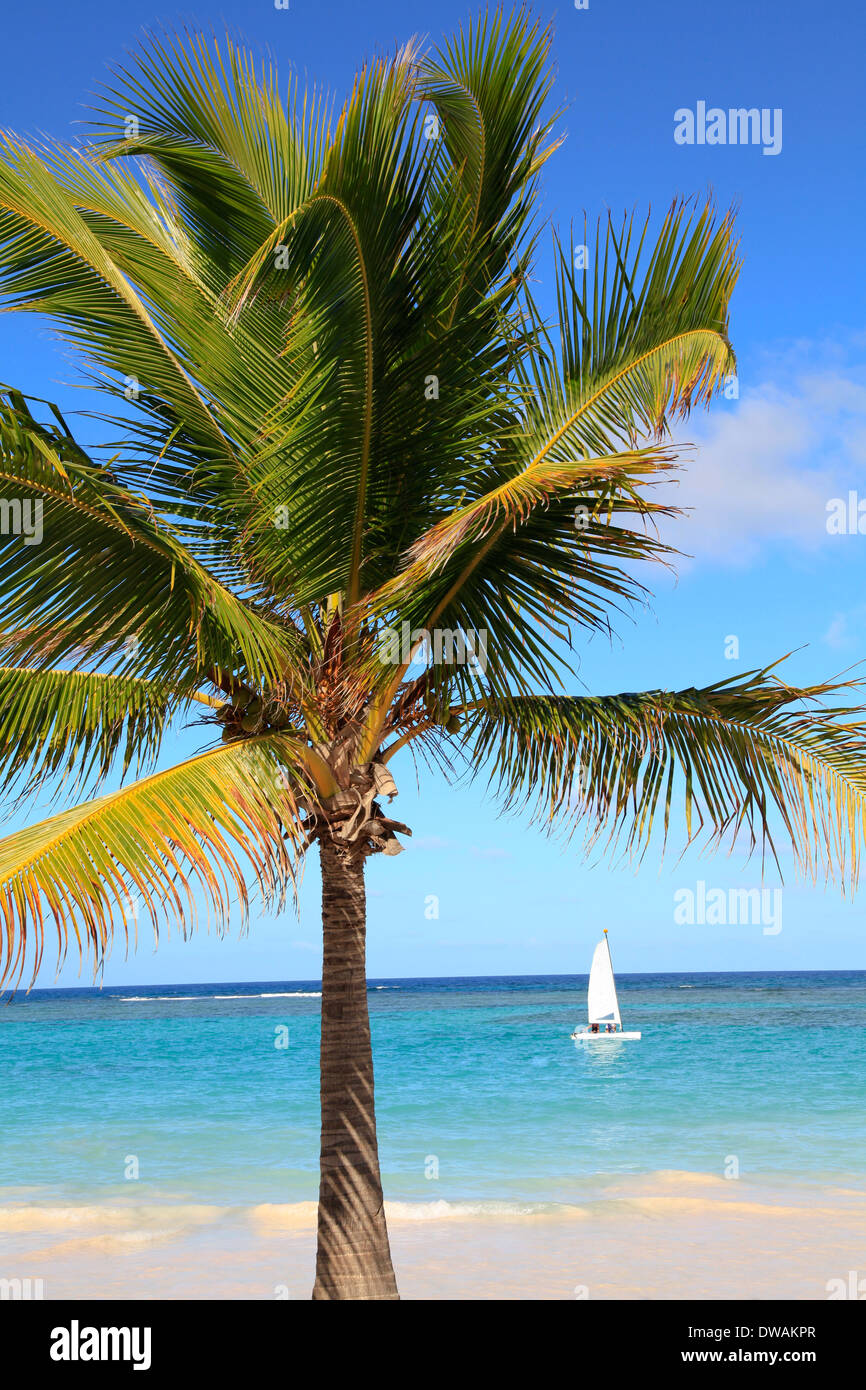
603 929 619 1032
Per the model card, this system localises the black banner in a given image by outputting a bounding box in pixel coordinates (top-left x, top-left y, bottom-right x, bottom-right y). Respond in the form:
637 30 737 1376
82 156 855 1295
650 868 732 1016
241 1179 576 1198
4 1298 860 1376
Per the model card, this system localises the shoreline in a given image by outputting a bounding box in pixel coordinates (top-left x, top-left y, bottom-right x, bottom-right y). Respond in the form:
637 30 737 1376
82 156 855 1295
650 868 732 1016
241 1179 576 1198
4 1171 864 1300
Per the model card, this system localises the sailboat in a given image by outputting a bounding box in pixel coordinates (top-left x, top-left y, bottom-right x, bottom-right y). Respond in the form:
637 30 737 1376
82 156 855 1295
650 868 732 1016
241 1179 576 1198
571 929 641 1040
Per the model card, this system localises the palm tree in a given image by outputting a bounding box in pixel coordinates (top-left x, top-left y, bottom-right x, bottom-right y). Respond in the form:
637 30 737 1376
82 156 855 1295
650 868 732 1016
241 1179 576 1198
0 10 864 1301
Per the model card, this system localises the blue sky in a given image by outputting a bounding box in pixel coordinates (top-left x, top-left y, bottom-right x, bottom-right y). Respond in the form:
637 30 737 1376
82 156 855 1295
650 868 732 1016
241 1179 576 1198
1 0 865 984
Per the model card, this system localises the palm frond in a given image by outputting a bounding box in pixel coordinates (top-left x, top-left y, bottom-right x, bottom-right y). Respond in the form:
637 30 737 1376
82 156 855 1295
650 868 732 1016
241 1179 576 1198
0 733 314 989
460 666 866 884
0 390 301 688
364 445 678 626
0 131 230 460
0 665 188 802
419 8 561 316
549 199 740 455
91 29 333 277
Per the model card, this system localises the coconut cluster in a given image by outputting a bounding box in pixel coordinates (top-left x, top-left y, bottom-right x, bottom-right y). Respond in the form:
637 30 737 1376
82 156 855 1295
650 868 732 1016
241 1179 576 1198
216 693 295 740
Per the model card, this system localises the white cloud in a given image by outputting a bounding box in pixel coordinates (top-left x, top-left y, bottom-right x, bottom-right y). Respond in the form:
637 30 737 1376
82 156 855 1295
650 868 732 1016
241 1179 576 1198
823 614 849 649
821 605 866 651
655 365 866 566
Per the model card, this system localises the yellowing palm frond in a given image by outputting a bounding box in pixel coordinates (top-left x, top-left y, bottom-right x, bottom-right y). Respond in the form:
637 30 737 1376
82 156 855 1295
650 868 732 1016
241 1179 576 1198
0 733 313 989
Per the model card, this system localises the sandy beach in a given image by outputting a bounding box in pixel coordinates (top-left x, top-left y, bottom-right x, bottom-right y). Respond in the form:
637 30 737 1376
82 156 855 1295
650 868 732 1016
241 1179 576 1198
5 1171 865 1301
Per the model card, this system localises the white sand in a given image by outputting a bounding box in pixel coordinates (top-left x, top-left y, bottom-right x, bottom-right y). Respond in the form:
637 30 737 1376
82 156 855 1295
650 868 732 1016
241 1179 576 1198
4 1172 864 1300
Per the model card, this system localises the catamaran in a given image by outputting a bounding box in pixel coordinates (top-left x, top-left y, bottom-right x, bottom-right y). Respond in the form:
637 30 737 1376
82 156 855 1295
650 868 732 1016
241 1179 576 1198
571 929 641 1040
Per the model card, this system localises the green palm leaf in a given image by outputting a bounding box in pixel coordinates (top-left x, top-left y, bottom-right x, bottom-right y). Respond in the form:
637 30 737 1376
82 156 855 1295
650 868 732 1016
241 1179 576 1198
460 669 866 881
0 665 208 801
0 390 301 689
549 200 739 455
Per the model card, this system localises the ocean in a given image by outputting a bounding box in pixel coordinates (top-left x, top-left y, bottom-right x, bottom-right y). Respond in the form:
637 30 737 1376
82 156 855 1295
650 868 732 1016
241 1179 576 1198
2 971 865 1299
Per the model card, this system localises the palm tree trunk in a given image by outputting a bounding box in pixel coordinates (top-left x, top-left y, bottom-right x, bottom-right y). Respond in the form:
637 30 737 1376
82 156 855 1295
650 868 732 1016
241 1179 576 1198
312 834 399 1299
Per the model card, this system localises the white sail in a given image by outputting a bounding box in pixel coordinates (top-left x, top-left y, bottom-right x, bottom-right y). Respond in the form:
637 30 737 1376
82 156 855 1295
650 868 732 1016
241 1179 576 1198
587 936 622 1027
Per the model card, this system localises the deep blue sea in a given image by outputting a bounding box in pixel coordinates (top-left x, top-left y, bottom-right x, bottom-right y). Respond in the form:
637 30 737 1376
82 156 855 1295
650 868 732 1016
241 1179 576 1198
2 971 865 1215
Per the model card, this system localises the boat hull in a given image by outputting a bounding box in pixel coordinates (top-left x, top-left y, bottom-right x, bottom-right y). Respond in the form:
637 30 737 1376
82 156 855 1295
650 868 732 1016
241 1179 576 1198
571 1029 641 1041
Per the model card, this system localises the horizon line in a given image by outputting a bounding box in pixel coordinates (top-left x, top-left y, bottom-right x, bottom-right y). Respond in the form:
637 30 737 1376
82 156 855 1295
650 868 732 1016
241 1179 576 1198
11 965 866 996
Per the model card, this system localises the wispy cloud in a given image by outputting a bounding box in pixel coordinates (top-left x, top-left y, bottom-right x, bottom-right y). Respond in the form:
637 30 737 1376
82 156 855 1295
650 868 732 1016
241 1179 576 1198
821 606 866 652
657 358 866 566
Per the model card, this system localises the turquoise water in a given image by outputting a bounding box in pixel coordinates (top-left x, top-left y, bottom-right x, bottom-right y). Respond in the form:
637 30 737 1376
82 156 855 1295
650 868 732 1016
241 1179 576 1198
2 972 865 1212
